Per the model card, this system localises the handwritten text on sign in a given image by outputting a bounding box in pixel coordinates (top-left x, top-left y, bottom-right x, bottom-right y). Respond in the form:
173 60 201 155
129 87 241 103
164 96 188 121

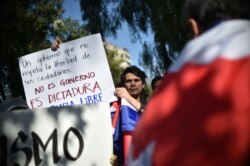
19 34 115 109
0 103 113 166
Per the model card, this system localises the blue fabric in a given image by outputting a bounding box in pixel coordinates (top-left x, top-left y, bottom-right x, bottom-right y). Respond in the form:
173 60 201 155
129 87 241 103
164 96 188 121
121 103 140 131
111 98 141 164
112 98 140 142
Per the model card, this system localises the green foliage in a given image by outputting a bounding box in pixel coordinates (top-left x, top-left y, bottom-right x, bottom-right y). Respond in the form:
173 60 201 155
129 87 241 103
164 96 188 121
53 18 90 41
79 0 121 37
143 84 152 102
138 42 165 78
79 0 188 76
0 0 64 99
104 48 125 87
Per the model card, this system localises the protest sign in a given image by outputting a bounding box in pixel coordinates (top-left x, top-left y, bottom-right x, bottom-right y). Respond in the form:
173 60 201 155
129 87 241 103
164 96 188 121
0 102 113 166
19 34 116 109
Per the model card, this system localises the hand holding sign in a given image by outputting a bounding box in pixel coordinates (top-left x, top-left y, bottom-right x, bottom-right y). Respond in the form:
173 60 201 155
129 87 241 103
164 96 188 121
19 34 116 109
51 36 62 51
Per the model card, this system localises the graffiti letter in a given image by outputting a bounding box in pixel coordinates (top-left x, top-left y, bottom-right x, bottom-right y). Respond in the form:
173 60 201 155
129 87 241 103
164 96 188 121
32 129 60 165
63 127 84 160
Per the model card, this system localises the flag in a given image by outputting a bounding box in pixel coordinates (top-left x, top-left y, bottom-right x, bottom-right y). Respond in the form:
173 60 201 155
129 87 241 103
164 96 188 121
111 101 121 134
111 98 140 141
129 20 250 166
111 98 141 165
121 98 141 132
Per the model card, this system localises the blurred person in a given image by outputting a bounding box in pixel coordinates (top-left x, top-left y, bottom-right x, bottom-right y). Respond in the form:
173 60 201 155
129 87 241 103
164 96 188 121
128 0 250 165
0 97 29 112
150 76 163 95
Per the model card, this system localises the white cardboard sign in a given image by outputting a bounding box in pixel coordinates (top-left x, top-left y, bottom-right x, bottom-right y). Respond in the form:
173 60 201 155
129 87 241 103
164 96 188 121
0 102 112 166
19 34 116 109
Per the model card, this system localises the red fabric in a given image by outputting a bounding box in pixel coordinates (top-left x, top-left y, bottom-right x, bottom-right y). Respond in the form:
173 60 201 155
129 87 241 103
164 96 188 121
123 131 133 165
131 57 250 166
111 101 121 130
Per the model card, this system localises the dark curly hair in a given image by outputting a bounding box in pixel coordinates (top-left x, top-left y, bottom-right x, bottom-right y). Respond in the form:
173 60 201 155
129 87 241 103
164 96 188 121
119 65 147 87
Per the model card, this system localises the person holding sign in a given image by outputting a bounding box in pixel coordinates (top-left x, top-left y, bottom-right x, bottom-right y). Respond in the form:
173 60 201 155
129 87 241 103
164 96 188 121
111 65 147 166
51 37 62 51
51 38 146 165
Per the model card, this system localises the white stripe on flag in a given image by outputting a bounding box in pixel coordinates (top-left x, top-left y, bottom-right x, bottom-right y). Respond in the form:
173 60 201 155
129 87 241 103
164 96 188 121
121 98 137 112
170 20 250 72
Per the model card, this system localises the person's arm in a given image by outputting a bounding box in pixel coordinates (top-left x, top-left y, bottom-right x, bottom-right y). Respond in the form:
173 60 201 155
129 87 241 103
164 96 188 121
114 87 142 112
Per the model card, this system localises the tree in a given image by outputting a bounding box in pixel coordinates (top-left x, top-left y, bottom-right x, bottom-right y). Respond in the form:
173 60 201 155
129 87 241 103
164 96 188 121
105 48 124 86
79 0 188 76
0 0 64 99
53 18 90 41
138 42 165 79
0 0 126 100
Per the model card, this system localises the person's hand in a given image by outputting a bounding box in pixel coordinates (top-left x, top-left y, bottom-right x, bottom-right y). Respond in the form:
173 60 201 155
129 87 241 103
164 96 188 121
115 87 142 111
110 154 118 166
51 36 62 51
114 87 132 100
